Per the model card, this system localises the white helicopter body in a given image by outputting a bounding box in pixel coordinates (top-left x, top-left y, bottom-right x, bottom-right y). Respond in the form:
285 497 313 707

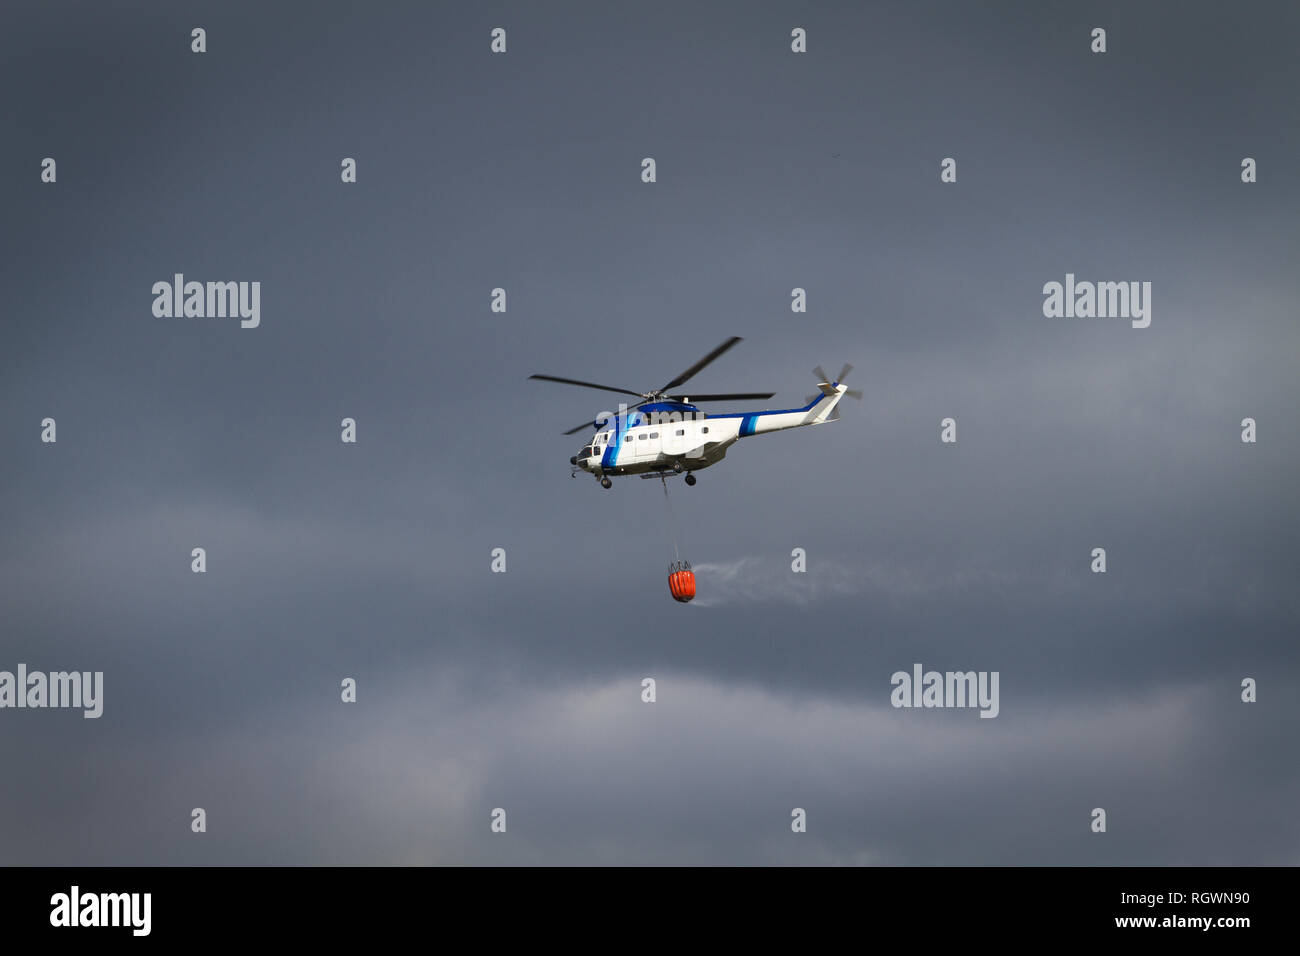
532 337 859 489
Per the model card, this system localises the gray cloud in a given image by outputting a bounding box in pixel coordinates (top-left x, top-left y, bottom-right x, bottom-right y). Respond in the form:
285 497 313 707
1 0 1297 864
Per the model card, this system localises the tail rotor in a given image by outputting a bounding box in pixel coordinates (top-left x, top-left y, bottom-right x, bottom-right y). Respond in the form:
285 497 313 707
806 363 864 418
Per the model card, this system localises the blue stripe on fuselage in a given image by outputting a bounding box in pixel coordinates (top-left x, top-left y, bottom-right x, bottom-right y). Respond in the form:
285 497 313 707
601 412 634 469
709 394 824 429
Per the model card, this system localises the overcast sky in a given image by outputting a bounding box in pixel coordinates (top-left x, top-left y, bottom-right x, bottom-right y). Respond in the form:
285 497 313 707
1 0 1297 864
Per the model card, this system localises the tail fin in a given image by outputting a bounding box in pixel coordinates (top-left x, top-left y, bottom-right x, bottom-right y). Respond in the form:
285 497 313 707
809 382 846 423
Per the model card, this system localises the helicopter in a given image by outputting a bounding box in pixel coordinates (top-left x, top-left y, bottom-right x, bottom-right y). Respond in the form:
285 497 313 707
530 336 861 488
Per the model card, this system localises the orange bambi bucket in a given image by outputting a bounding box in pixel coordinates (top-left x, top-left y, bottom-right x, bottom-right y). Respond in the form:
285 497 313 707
667 562 696 603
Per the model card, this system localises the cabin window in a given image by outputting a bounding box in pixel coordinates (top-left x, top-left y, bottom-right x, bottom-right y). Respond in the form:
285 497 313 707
649 432 658 439
702 427 709 434
676 429 684 436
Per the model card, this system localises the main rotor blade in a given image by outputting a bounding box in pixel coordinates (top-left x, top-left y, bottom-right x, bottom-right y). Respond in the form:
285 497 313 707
660 336 743 392
562 415 621 436
529 374 643 399
560 399 649 435
666 392 775 402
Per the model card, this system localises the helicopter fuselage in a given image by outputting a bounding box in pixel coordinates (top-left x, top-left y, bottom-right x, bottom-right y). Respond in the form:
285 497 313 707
573 388 844 481
533 337 857 488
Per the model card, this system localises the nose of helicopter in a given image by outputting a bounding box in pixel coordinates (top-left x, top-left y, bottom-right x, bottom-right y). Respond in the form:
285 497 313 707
573 443 598 470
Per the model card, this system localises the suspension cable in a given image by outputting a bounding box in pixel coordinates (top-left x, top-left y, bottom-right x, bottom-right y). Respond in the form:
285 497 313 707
660 474 681 565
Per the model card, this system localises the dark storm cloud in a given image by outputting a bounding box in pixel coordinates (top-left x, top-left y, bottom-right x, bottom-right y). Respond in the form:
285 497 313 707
1 0 1296 864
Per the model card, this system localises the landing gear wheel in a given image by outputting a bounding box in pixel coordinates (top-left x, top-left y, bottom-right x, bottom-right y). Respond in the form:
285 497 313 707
684 473 697 486
601 477 612 489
